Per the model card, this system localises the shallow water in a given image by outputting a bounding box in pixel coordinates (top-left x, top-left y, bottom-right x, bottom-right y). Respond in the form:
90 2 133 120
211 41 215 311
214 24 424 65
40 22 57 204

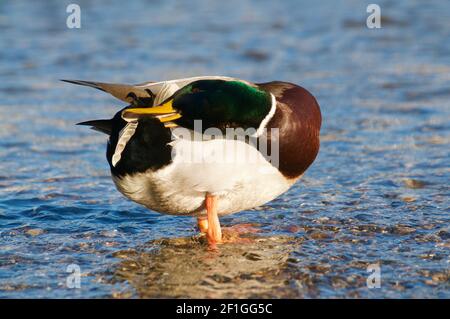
0 0 449 298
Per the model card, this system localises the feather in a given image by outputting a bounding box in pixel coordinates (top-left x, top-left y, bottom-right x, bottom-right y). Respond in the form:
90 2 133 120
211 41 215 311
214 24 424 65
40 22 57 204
61 79 156 107
77 119 112 135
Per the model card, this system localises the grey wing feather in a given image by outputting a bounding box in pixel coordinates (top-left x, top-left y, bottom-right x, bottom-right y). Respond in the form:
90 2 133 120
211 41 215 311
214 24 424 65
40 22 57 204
61 79 156 106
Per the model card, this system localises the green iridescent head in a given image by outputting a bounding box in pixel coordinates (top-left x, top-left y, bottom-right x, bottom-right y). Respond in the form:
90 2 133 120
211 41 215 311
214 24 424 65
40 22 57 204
169 80 273 130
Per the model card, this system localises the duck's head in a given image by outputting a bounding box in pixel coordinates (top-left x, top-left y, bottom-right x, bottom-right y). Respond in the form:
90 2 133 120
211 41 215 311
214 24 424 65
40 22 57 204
122 80 275 133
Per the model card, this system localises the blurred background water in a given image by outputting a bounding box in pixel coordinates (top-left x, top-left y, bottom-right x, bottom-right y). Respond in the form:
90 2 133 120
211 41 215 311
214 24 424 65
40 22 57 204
0 0 449 298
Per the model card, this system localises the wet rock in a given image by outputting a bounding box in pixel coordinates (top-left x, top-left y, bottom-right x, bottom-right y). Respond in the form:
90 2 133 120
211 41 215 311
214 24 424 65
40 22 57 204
403 179 428 189
104 241 118 247
415 234 441 243
25 228 44 236
112 291 133 298
0 283 33 292
421 223 436 230
348 261 370 269
391 225 416 235
353 224 385 234
426 136 447 144
436 241 450 248
401 196 417 202
425 271 449 285
209 274 233 284
78 242 91 249
331 277 348 289
307 264 331 274
420 253 437 260
309 231 331 240
112 249 139 259
286 225 301 233
431 272 449 283
243 252 262 261
437 230 450 240
322 225 340 232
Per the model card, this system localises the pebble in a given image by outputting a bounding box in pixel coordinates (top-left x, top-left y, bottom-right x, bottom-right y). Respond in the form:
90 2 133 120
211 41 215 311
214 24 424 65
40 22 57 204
112 291 133 299
308 264 331 273
25 228 44 236
392 226 416 235
401 196 416 202
431 272 448 283
424 273 448 286
437 230 450 240
286 225 301 233
309 231 331 240
403 179 427 189
415 234 441 243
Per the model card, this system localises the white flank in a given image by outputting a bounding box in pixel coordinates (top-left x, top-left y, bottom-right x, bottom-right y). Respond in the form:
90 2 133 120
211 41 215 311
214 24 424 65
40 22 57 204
112 137 291 216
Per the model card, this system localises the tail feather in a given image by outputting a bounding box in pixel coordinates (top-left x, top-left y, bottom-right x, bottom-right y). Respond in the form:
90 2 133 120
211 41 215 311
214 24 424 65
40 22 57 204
61 79 156 107
77 119 112 135
61 79 107 92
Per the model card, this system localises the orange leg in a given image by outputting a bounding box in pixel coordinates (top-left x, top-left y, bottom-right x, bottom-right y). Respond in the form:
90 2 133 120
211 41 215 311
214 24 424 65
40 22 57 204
205 193 222 247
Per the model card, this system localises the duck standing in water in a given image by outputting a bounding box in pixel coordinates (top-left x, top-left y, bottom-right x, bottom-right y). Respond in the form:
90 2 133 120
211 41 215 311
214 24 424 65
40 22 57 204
64 76 321 247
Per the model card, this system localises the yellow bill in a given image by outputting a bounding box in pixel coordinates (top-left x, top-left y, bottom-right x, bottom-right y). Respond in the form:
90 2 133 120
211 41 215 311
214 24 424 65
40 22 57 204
122 100 181 124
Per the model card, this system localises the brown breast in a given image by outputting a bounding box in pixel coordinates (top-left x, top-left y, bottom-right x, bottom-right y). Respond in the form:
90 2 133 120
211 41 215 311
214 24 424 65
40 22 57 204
257 81 322 180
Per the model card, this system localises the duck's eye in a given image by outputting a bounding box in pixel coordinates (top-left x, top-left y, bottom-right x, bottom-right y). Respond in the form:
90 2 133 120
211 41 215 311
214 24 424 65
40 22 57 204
191 87 202 93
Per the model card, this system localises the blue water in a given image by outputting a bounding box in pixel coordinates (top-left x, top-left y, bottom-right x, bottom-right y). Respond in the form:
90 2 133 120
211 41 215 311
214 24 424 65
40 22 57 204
0 0 449 298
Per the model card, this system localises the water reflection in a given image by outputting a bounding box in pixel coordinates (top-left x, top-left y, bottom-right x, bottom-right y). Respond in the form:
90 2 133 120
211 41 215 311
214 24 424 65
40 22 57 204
111 233 301 298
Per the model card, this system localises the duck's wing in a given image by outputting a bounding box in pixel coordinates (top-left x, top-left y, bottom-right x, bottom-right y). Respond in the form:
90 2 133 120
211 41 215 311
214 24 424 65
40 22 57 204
62 76 239 107
61 79 157 107
135 76 240 88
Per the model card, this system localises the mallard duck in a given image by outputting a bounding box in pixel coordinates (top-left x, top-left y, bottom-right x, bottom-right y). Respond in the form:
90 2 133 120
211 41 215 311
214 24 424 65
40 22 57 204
64 76 321 247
